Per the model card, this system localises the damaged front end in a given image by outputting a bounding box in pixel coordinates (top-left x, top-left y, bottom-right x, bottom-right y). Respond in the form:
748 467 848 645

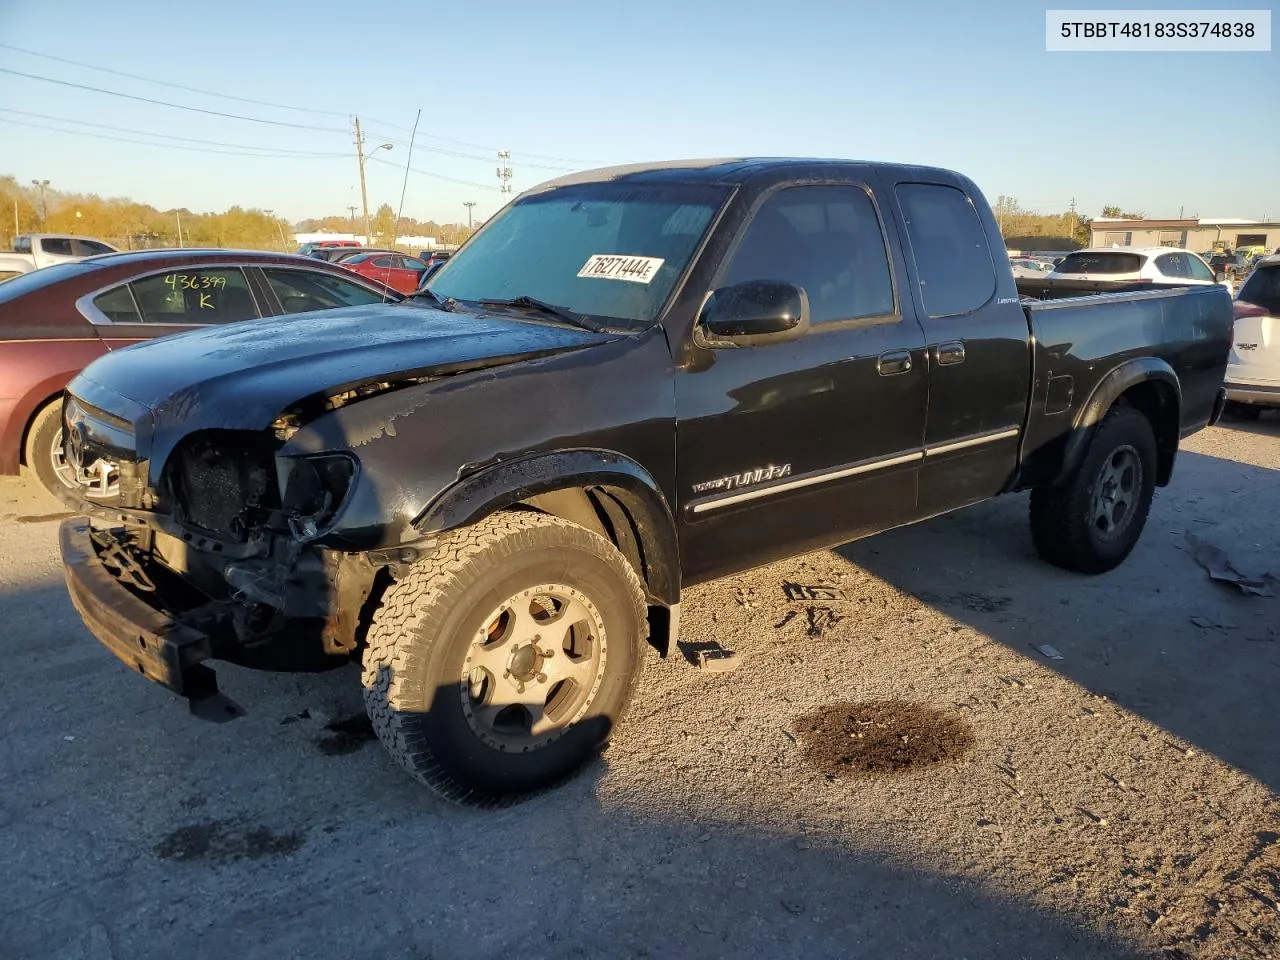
63 421 386 718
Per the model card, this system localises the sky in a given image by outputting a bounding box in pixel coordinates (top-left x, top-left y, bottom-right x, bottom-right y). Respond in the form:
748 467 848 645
0 0 1275 226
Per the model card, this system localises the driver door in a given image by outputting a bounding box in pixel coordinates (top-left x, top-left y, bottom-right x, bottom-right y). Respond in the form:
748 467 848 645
674 179 929 583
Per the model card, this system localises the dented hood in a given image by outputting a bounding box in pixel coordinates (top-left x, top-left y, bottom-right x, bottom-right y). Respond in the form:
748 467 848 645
67 302 616 466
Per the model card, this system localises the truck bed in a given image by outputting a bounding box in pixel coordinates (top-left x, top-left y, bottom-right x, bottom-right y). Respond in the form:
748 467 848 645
1015 283 1233 488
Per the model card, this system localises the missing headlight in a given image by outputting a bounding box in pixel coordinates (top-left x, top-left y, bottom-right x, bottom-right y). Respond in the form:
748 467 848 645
278 453 357 540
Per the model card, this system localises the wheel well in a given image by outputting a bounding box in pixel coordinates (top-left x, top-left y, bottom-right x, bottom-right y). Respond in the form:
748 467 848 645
1117 380 1178 485
517 487 675 657
19 392 63 467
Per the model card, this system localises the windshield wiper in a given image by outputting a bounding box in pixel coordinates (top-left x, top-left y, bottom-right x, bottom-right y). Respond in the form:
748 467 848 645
407 287 455 311
475 295 615 333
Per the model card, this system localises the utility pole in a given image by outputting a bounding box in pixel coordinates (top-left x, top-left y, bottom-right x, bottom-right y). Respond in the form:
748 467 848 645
463 201 476 232
496 151 513 195
352 117 393 245
1067 197 1077 241
347 205 358 236
175 211 184 248
354 117 371 245
13 198 19 240
264 209 287 247
30 179 49 226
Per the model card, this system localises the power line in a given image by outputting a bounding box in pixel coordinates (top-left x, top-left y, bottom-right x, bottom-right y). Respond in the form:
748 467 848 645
0 117 347 159
1 45 609 165
0 107 348 156
0 67 349 133
0 42 357 119
362 126 577 172
368 155 500 192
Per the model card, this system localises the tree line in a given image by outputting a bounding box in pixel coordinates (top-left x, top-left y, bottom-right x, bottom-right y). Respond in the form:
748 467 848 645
1 176 476 252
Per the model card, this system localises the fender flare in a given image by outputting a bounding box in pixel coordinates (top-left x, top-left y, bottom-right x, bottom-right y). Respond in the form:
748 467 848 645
1055 356 1181 486
413 448 680 606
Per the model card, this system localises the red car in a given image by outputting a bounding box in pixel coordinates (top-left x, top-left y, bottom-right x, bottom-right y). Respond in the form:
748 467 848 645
340 252 429 294
0 249 400 497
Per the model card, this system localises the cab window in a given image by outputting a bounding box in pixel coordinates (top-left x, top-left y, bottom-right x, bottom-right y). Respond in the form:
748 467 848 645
263 268 389 312
719 185 895 325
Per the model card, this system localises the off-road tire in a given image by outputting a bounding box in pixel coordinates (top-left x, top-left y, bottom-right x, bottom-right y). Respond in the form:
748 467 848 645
361 510 647 804
1029 404 1157 574
24 398 73 498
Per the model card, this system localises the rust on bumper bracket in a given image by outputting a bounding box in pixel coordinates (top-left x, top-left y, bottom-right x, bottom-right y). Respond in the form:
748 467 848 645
59 517 244 721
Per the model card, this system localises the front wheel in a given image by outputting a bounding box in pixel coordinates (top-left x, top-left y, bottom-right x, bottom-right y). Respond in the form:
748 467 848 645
1029 404 1157 574
361 510 647 804
24 398 77 498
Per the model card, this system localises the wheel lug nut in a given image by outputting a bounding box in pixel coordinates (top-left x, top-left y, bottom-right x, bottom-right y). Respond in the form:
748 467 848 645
536 672 547 683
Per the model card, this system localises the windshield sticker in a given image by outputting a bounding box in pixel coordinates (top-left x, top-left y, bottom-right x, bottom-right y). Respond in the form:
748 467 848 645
577 254 665 284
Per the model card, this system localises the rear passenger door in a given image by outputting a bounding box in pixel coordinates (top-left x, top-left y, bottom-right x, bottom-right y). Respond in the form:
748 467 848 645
675 179 929 582
82 266 263 349
891 182 1032 514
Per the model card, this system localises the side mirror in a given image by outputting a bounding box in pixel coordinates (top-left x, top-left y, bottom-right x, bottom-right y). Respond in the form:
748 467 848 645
699 280 810 346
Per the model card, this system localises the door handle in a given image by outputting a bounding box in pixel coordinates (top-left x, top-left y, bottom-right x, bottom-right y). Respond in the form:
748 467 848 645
877 350 913 376
935 341 965 365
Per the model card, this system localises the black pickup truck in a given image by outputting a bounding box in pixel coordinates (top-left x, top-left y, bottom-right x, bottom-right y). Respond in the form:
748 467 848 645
56 158 1232 802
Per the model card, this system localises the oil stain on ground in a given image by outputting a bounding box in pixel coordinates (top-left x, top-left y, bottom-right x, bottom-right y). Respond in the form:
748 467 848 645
795 700 975 777
316 713 377 756
154 818 305 863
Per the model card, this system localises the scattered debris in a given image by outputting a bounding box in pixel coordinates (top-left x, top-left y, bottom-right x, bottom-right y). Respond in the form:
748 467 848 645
62 735 75 742
1186 535 1277 597
952 592 1013 613
782 582 847 602
780 897 806 915
280 708 311 725
1188 616 1230 629
677 639 741 673
697 648 741 673
794 701 975 777
1034 644 1064 661
735 587 759 609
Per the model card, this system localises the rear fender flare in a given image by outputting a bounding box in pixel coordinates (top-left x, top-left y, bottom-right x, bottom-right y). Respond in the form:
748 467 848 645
1054 357 1181 486
412 448 680 606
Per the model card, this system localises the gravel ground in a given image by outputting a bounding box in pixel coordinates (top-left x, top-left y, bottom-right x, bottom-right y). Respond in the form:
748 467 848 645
1 418 1277 960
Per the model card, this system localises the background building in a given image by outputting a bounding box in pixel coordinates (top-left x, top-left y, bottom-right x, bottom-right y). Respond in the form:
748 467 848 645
1090 218 1280 253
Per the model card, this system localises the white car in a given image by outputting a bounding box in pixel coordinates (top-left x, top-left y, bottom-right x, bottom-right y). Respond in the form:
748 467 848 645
1048 246 1221 286
1224 254 1280 418
1009 258 1054 279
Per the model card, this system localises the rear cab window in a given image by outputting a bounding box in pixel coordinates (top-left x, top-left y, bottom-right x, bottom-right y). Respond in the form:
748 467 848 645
895 183 995 317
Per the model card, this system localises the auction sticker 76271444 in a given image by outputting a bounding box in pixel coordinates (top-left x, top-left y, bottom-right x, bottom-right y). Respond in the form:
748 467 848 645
577 254 665 284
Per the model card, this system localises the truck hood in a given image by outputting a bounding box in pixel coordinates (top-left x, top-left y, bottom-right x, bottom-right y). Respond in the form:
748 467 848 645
67 302 618 467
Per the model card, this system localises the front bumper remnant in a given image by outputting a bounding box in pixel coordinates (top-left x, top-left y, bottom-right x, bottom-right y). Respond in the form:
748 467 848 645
59 518 244 721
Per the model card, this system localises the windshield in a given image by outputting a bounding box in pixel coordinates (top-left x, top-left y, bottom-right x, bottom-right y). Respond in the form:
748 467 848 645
1054 252 1145 274
426 182 727 328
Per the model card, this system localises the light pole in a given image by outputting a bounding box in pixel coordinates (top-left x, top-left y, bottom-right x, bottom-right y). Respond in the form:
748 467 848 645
353 117 394 245
264 209 287 247
463 201 476 233
30 179 49 226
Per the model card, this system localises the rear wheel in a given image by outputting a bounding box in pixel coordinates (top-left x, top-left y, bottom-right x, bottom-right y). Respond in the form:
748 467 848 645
361 510 647 804
1029 404 1157 574
23 399 76 498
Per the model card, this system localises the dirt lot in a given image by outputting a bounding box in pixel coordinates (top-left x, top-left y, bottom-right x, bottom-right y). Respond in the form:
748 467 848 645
1 419 1277 960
